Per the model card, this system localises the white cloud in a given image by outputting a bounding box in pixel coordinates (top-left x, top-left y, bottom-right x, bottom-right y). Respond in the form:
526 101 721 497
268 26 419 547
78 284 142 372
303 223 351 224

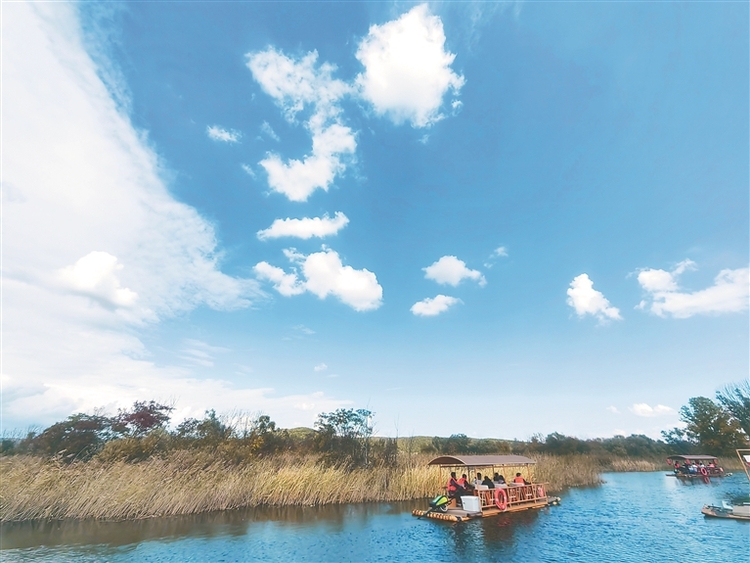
255 248 383 312
606 406 620 414
257 212 349 240
636 260 749 318
207 125 241 143
493 246 508 257
423 255 486 286
566 274 622 322
253 262 306 297
246 48 350 122
355 4 465 128
260 121 280 141
1 2 287 429
314 363 328 372
410 295 461 316
179 339 230 368
629 403 675 417
58 251 137 308
241 163 257 178
259 122 356 201
247 48 356 202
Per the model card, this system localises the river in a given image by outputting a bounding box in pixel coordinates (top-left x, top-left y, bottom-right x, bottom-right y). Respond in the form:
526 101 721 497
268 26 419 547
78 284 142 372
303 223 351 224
1 472 747 562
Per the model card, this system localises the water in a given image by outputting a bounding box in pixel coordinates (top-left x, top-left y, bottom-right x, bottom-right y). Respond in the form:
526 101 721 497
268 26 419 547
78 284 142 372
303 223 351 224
1 472 747 562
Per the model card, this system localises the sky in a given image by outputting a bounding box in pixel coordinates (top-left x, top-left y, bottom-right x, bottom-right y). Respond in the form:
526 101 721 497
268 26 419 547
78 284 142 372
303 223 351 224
2 1 748 440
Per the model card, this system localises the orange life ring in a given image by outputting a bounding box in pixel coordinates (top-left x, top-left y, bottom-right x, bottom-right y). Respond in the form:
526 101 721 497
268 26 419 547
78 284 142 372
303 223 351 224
494 488 508 511
700 467 708 476
537 485 546 498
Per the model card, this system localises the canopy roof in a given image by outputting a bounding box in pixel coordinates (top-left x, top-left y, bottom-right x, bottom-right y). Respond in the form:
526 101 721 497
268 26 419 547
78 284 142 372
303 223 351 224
428 455 536 467
666 454 719 461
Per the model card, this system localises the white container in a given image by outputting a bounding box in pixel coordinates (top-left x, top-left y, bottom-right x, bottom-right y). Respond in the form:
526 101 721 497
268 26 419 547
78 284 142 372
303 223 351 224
461 496 481 513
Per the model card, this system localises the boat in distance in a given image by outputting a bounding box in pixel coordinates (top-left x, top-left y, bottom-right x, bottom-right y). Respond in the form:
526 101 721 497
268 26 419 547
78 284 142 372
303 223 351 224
412 455 560 523
665 454 730 483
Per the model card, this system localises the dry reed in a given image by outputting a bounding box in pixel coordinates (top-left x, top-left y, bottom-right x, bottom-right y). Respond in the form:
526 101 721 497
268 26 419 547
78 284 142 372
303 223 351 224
0 452 610 522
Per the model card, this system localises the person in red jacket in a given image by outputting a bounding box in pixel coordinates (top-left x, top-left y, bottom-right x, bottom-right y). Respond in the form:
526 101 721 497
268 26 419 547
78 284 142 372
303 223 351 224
513 472 529 485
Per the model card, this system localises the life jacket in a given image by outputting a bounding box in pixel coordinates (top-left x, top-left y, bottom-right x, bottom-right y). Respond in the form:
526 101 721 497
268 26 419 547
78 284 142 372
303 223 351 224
457 477 468 488
447 478 459 492
513 476 525 484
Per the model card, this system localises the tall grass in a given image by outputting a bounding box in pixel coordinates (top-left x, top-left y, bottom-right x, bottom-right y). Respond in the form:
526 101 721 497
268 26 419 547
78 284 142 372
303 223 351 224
0 451 610 522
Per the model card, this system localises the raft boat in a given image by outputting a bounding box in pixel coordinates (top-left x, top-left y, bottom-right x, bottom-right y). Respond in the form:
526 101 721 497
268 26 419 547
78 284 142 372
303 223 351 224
665 454 730 482
412 455 560 523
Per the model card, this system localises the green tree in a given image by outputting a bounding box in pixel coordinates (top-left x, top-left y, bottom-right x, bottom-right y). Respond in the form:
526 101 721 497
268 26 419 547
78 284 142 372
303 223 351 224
673 396 747 455
716 381 750 438
315 408 373 468
30 413 117 461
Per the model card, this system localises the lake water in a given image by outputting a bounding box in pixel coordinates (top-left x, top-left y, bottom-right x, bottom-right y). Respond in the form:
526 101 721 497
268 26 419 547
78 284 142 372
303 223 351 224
1 472 747 562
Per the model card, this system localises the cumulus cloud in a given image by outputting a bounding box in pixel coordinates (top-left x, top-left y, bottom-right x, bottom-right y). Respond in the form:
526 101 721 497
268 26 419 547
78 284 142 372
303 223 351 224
566 274 622 322
253 262 306 296
423 256 486 286
58 251 137 308
636 260 749 318
207 125 241 143
355 4 465 127
259 122 356 201
247 48 356 202
257 212 349 240
630 403 675 417
255 248 383 311
411 294 461 316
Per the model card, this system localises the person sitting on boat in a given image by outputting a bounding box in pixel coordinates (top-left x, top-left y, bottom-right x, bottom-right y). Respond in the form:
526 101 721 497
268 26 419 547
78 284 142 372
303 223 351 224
513 472 529 485
473 472 485 489
673 461 681 474
447 472 463 498
689 463 698 474
482 475 495 489
493 473 506 486
458 473 474 493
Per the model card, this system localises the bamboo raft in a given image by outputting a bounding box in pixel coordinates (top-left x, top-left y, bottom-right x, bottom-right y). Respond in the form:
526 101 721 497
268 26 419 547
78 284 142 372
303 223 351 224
412 455 561 522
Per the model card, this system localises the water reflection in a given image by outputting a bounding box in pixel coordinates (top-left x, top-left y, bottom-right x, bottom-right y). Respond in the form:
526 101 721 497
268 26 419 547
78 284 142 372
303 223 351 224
0 501 427 551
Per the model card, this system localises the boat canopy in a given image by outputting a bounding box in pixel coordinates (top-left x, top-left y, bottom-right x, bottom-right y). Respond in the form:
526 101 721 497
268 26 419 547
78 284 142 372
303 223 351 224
428 455 536 467
666 454 718 462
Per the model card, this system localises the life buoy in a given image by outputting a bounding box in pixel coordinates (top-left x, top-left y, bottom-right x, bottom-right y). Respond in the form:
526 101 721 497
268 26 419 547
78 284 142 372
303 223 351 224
494 488 508 511
537 485 546 498
700 467 708 476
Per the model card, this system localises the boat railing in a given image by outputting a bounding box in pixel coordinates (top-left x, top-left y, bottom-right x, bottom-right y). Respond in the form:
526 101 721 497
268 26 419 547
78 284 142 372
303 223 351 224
473 483 548 510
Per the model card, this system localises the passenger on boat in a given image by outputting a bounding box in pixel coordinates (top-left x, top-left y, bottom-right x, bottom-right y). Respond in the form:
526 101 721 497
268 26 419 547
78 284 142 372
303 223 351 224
473 473 484 489
689 463 698 474
482 475 495 489
493 473 506 486
513 472 529 485
447 472 462 498
458 474 474 492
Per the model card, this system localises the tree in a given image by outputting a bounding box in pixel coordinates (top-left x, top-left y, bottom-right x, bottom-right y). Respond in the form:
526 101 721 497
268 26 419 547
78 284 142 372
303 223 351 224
30 413 116 461
673 396 747 455
315 408 373 468
115 401 174 437
716 381 750 438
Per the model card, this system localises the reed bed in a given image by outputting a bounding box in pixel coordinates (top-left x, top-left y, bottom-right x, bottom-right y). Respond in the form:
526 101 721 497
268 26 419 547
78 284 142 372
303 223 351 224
0 452 615 522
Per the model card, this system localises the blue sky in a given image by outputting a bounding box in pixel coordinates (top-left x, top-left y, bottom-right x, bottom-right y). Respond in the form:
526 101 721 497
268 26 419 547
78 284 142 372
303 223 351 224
3 1 748 440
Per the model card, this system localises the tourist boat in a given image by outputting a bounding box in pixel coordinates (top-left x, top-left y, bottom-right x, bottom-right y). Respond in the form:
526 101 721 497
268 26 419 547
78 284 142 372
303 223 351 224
665 454 730 482
412 455 561 523
701 449 750 522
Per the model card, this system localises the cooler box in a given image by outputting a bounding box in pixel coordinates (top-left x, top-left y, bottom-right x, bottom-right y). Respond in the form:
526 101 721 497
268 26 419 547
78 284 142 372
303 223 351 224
461 496 481 512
